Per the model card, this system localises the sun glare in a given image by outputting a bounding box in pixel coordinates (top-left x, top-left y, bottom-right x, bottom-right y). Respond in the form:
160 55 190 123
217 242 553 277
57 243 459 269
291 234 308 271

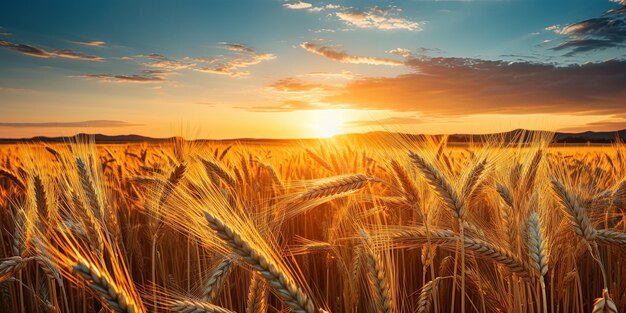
310 110 344 138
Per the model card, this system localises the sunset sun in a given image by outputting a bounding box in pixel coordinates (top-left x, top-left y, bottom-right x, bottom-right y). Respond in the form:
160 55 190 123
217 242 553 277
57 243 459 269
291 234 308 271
310 110 344 138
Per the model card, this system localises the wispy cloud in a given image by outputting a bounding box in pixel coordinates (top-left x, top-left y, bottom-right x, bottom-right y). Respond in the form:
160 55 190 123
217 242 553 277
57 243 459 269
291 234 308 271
300 42 403 66
138 53 199 70
269 78 332 92
0 120 143 128
49 49 104 61
195 42 275 77
386 48 413 58
345 116 426 127
557 119 626 132
80 70 169 83
283 1 312 10
335 7 422 31
71 40 106 47
237 100 341 112
323 57 626 115
0 39 104 61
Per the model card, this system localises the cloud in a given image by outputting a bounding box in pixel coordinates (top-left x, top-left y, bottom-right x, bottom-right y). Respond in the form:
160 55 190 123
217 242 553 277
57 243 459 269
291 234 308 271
345 116 426 127
237 100 341 112
195 42 275 77
0 40 103 61
0 40 49 58
300 42 403 66
0 120 143 128
386 48 413 58
49 49 104 61
306 71 355 79
545 25 561 32
80 70 168 83
322 57 626 116
557 119 626 132
283 1 313 9
335 7 422 31
138 53 197 70
550 2 626 55
269 78 332 92
72 41 106 47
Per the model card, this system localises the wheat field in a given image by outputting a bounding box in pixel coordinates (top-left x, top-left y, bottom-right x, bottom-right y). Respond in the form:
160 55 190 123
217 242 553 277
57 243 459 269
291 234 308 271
0 133 624 313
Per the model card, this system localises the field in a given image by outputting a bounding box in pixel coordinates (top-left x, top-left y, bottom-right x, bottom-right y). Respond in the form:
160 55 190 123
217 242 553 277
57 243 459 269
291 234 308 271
0 134 624 313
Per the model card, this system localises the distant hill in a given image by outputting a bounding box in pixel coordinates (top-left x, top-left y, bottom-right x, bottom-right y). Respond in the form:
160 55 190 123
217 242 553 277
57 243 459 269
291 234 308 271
0 129 624 144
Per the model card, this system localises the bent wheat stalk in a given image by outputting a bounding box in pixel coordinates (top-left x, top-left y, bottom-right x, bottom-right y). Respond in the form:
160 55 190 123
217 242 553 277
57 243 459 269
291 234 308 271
72 261 142 313
409 151 466 312
203 256 234 302
298 174 379 201
203 211 315 313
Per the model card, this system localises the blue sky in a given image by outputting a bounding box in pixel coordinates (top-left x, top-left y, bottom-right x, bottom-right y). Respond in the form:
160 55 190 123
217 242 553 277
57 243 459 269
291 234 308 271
1 0 625 138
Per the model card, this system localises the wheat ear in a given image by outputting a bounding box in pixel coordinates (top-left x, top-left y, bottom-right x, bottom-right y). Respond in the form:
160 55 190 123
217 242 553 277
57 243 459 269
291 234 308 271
298 174 378 201
305 149 333 172
246 272 268 313
72 261 141 313
360 230 394 313
170 299 235 313
203 257 233 302
417 277 441 313
202 159 236 188
408 151 464 219
528 213 548 313
0 167 25 190
0 256 33 283
595 229 626 246
384 228 531 278
550 177 596 241
203 211 315 313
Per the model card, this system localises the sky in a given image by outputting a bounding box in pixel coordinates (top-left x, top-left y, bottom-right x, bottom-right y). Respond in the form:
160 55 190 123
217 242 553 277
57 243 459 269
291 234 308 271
1 0 625 139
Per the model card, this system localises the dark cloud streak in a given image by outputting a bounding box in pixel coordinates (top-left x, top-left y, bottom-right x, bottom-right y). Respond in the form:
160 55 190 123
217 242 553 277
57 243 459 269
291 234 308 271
323 57 626 115
0 120 143 128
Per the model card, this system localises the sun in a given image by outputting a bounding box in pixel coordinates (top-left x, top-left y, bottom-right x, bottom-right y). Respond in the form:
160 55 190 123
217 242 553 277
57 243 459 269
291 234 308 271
309 110 344 138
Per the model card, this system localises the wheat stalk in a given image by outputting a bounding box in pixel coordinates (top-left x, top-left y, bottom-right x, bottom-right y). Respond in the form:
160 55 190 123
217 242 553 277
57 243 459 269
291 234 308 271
203 211 315 313
409 150 466 312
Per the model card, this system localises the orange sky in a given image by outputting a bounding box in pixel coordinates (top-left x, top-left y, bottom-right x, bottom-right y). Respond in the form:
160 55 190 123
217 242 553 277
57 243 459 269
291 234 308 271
1 0 625 139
